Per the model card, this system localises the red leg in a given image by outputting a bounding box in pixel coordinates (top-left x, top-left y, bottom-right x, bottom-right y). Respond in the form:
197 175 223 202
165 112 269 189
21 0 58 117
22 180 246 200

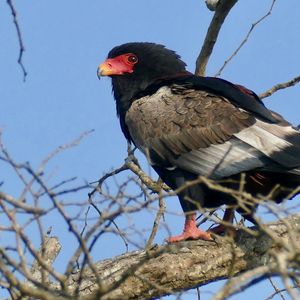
209 208 235 235
167 213 212 243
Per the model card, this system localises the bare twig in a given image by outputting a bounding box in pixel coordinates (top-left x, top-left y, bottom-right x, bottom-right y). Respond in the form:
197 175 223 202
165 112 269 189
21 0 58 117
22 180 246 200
197 287 201 300
212 265 274 300
195 0 238 76
215 0 277 77
0 201 65 285
259 75 300 99
87 199 129 252
39 130 94 172
145 191 166 249
268 277 286 300
88 164 129 198
125 158 170 193
6 0 27 81
0 191 44 214
89 154 170 199
265 287 297 300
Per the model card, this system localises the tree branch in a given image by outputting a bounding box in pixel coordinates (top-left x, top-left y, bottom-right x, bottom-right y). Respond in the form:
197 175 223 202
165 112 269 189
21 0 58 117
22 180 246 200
195 0 238 76
215 0 276 77
46 214 300 300
28 236 62 286
6 0 27 81
259 75 300 99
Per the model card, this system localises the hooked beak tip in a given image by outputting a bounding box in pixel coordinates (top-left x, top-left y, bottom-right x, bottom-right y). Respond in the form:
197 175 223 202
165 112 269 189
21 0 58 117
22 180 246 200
97 67 102 80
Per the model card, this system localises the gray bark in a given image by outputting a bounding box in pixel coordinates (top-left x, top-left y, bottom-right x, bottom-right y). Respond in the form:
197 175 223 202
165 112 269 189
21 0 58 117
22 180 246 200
58 214 300 300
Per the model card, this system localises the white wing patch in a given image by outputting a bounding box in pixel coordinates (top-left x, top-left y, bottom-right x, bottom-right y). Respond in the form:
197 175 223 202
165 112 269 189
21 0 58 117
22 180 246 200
173 138 266 179
172 119 300 178
234 119 300 168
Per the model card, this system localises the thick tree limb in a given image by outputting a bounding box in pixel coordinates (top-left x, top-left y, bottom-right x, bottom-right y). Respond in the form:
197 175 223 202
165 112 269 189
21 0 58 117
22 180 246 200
195 0 238 76
205 0 221 12
46 214 300 300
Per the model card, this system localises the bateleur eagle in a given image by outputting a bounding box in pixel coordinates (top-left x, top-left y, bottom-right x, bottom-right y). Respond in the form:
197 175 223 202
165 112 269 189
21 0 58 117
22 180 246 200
98 42 300 243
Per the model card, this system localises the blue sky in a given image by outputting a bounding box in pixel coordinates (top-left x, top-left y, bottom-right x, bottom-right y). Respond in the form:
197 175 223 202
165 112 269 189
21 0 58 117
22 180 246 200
1 1 300 299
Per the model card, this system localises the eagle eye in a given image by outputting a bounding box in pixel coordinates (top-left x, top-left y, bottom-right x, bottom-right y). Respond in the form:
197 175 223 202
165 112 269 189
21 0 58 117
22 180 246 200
127 55 138 64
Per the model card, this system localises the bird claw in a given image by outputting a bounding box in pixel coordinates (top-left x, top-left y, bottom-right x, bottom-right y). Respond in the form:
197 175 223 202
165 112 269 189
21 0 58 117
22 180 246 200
167 229 213 243
208 224 237 238
208 224 227 235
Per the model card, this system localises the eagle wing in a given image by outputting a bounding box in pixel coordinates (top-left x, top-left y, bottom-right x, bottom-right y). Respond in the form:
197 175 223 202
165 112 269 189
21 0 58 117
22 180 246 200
125 83 300 179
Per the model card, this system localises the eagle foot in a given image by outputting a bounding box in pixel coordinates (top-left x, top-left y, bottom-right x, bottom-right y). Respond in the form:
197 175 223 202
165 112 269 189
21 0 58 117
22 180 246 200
167 213 213 243
167 229 212 243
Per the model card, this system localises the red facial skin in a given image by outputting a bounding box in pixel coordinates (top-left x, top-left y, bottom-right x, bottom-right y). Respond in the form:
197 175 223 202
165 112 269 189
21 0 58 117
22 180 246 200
98 53 138 77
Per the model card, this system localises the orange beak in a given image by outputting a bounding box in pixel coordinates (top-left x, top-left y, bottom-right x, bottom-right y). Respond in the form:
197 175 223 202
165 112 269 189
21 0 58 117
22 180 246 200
97 57 134 79
97 60 117 78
